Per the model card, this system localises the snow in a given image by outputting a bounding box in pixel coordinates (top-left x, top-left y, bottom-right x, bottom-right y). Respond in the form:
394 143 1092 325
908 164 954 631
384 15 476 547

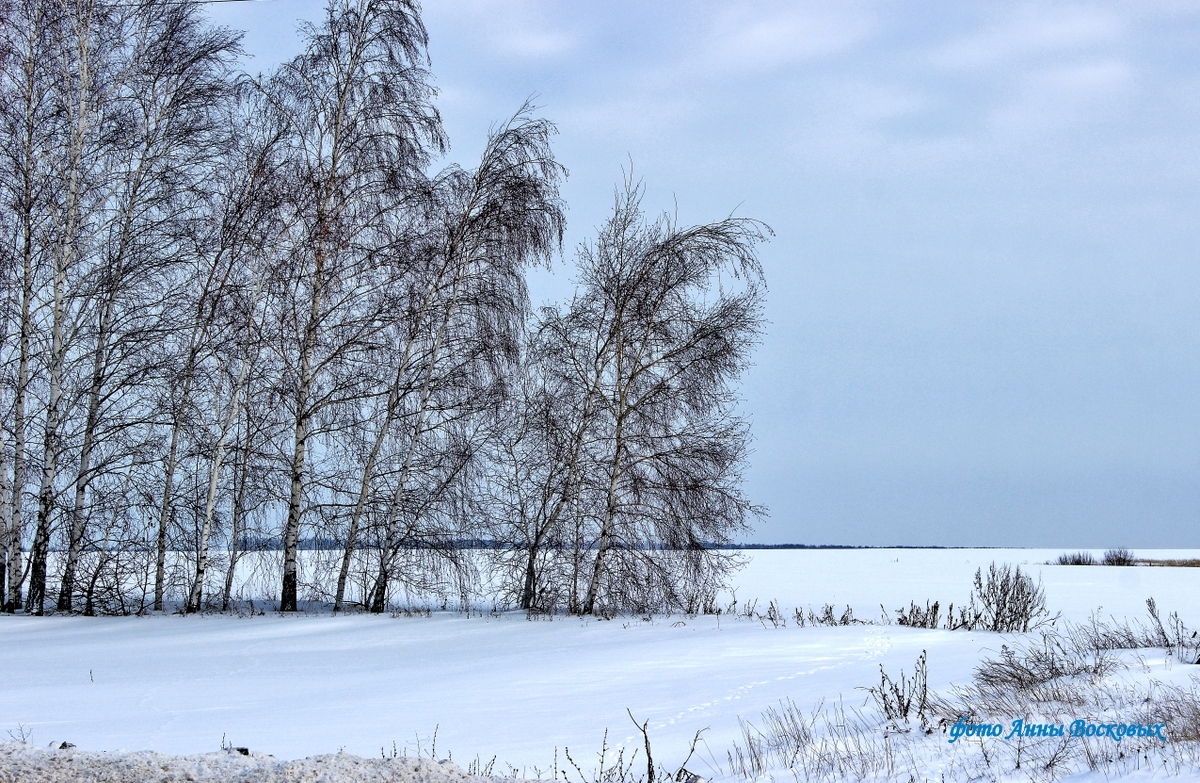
2 548 1199 782
2 611 981 772
0 742 497 782
725 548 1200 624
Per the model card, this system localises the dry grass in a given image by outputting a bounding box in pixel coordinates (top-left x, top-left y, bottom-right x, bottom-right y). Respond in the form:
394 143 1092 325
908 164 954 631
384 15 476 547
727 600 1200 782
1068 598 1200 664
1139 558 1200 568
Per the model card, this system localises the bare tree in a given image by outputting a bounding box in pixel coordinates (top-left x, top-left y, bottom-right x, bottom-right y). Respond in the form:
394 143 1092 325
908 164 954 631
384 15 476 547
152 76 282 613
334 105 565 614
56 0 241 612
480 370 582 611
219 365 276 611
2 0 242 614
2 0 765 617
23 0 128 614
265 0 444 612
182 193 278 613
0 0 57 612
538 179 768 615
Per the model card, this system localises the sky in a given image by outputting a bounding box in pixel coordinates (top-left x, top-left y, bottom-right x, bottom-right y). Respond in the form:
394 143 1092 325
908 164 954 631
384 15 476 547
204 0 1200 548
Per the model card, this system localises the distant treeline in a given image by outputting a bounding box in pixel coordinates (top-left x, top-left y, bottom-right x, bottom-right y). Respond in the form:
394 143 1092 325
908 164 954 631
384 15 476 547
710 543 961 550
41 541 968 553
0 0 767 616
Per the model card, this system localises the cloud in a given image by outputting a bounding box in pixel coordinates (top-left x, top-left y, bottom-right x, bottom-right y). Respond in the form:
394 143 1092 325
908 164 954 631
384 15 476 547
931 6 1123 70
1040 59 1133 92
986 59 1134 134
425 0 580 63
701 5 876 75
492 27 578 60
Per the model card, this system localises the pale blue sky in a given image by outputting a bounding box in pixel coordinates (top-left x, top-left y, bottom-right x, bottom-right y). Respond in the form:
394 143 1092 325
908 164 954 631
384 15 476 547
207 1 1200 547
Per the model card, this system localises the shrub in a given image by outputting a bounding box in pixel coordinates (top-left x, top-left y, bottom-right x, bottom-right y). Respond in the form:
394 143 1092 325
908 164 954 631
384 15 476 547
1101 548 1136 566
559 718 706 783
946 562 1051 633
1053 551 1097 566
794 603 859 627
864 651 928 727
894 600 940 629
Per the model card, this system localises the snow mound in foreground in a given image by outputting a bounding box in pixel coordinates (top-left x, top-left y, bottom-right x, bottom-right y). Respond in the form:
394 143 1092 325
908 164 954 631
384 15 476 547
0 741 512 783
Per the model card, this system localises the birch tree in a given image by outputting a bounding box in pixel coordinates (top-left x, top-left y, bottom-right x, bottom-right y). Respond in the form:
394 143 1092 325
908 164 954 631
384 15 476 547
330 106 565 613
543 181 768 615
153 77 281 612
1 0 766 616
267 0 444 612
57 0 240 612
0 0 56 612
480 371 581 611
24 0 127 614
180 113 281 612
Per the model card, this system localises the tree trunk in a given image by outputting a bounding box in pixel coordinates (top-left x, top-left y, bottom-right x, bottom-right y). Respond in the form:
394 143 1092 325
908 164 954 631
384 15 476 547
582 336 627 616
62 138 151 612
581 457 622 616
156 248 229 611
0 448 11 611
222 413 252 610
520 539 540 611
155 315 211 611
334 361 414 612
58 309 111 611
333 335 422 611
280 411 307 613
367 256 468 614
27 245 66 616
7 276 32 613
26 466 55 616
6 279 31 611
280 313 317 612
154 422 181 611
6 54 38 613
29 0 97 615
187 361 250 613
334 222 464 612
334 415 389 612
185 455 220 612
369 552 389 613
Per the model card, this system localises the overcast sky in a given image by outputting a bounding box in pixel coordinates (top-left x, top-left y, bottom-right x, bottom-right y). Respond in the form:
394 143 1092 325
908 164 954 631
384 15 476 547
206 0 1200 547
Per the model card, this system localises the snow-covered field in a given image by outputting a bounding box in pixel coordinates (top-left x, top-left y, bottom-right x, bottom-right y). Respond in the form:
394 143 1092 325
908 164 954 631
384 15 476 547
2 548 1199 782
